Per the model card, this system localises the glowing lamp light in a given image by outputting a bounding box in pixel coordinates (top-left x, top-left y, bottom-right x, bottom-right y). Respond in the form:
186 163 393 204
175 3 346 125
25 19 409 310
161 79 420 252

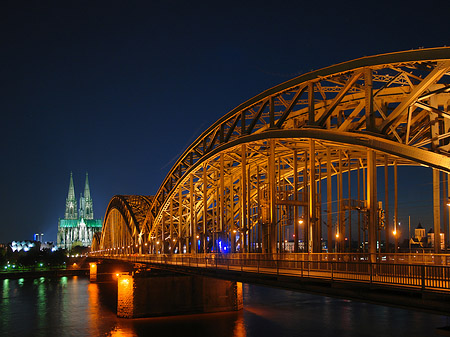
335 233 340 238
299 219 304 224
156 241 160 245
393 230 397 236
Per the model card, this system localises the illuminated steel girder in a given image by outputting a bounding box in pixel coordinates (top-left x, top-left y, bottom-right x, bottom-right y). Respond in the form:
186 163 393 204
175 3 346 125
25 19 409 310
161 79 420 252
98 48 450 257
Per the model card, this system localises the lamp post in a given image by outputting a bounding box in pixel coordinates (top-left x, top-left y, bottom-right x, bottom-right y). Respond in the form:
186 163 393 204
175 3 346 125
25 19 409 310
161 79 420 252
298 218 304 252
408 216 411 254
335 226 339 253
393 220 399 254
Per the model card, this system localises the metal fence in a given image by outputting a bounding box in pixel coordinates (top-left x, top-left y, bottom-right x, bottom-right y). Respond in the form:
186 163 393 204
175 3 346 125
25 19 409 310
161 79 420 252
91 252 450 292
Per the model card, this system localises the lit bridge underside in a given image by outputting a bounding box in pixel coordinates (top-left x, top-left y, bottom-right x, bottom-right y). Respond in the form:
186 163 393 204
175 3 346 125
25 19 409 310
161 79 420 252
91 48 450 304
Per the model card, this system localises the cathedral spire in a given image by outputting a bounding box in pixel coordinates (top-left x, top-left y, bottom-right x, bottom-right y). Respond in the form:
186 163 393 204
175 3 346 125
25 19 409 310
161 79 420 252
83 172 94 219
68 172 75 200
84 172 91 200
65 172 78 219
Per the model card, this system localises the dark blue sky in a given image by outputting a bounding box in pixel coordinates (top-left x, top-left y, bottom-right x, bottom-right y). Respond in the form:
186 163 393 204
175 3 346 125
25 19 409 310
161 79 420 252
1 0 449 243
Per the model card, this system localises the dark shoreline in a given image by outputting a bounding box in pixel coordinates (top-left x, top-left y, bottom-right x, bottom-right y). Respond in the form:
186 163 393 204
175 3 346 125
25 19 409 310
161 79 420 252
0 268 88 279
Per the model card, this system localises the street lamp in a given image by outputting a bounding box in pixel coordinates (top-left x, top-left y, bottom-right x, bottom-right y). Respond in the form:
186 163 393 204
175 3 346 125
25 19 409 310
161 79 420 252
335 229 339 253
393 226 399 253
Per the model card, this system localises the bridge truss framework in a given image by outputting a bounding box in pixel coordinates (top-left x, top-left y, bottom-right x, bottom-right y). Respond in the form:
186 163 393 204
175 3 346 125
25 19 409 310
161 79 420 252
95 48 450 263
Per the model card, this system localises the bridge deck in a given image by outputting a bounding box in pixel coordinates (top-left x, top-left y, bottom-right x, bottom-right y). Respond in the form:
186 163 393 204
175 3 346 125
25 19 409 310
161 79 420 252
93 253 450 293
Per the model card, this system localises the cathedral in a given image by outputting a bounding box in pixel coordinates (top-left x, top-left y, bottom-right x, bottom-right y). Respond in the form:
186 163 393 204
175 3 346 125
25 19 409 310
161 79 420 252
57 172 102 250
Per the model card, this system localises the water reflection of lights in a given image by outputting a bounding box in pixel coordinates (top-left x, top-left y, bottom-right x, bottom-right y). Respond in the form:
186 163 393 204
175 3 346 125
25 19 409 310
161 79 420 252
108 326 137 337
233 312 247 337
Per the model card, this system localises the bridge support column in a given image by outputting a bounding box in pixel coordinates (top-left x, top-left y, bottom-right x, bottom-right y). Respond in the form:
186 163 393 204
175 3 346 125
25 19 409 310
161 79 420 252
117 272 243 318
327 148 333 252
89 263 97 282
309 139 320 253
294 150 299 253
433 168 441 254
367 150 377 264
267 139 277 254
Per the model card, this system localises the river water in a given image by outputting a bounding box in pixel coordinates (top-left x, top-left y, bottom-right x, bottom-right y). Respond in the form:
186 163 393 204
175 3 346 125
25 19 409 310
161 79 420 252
0 275 448 337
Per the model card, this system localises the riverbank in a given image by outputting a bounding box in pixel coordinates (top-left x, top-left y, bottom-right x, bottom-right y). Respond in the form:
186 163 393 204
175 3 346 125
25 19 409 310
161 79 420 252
0 268 88 279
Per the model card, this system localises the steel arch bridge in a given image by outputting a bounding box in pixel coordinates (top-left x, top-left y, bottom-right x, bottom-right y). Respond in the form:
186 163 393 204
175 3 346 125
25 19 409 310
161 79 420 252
96 47 450 262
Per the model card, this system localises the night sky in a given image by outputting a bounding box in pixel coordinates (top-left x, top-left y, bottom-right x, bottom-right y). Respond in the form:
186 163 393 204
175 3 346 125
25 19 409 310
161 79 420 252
1 1 449 243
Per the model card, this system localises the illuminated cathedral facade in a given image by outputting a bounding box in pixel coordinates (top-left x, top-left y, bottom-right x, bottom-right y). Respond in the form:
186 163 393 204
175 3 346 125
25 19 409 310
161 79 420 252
57 172 102 250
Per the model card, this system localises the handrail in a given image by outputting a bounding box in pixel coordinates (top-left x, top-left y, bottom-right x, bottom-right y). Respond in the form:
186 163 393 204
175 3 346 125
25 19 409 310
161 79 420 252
92 252 450 292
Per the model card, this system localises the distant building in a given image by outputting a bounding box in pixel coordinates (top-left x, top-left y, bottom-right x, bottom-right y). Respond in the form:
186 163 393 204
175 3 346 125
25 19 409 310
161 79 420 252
34 233 44 242
10 240 36 252
57 173 102 250
410 223 427 248
427 228 445 250
409 223 445 250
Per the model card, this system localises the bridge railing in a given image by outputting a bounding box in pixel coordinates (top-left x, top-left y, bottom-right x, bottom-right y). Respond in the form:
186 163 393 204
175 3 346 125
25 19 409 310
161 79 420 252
93 252 450 292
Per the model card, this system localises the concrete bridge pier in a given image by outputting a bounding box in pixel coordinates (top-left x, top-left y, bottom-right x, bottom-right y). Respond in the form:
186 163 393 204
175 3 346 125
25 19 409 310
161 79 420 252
89 263 97 282
117 271 243 318
89 261 133 282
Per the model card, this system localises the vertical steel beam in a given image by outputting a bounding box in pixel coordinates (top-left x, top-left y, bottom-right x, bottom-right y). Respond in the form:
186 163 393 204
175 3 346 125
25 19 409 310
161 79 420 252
268 140 277 253
241 144 247 253
327 148 332 252
161 214 165 254
247 165 251 253
364 68 375 131
394 160 398 253
367 150 377 263
257 165 262 252
203 164 208 253
294 150 299 253
219 155 224 233
178 188 183 254
433 168 441 253
338 150 343 252
303 151 308 252
231 173 235 252
278 158 282 252
269 96 275 128
318 159 322 246
215 177 219 253
384 155 390 253
347 154 351 251
357 160 361 252
170 199 174 253
448 174 450 250
308 82 315 124
443 172 447 252
190 174 196 254
309 139 319 252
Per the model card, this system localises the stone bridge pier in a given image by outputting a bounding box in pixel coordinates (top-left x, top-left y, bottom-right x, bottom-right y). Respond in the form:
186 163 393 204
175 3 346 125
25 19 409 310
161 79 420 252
89 262 242 318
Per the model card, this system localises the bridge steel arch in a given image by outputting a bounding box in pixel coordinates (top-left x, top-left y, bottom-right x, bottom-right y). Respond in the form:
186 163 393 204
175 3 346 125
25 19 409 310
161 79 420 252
99 195 153 254
101 48 450 262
